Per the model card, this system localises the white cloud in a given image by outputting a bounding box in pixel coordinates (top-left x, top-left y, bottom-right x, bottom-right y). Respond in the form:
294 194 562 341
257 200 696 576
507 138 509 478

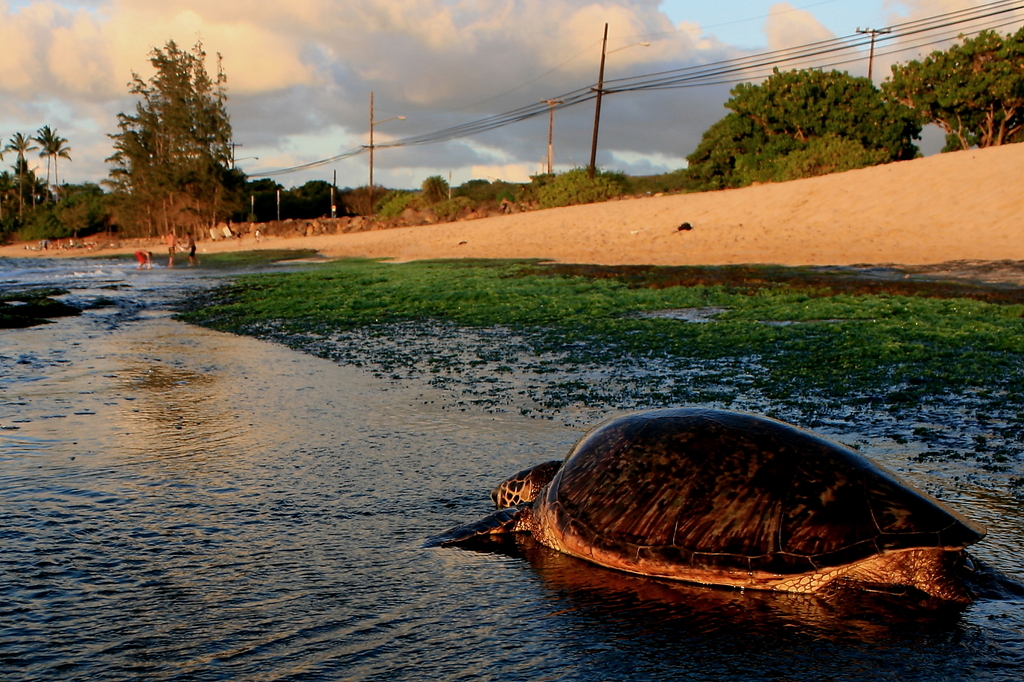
470 163 536 183
764 2 835 51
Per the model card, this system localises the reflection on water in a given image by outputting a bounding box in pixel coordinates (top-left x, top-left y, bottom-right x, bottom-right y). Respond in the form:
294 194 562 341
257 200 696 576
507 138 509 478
2 257 1024 681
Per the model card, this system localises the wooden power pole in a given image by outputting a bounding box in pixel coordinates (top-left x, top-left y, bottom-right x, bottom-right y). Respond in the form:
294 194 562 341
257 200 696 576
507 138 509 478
856 27 892 81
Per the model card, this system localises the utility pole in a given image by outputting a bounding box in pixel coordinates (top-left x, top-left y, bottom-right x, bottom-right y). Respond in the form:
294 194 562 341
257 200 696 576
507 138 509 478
856 27 891 81
368 91 375 213
366 92 405 216
331 169 337 218
543 99 563 174
587 28 648 178
229 142 243 168
588 23 609 179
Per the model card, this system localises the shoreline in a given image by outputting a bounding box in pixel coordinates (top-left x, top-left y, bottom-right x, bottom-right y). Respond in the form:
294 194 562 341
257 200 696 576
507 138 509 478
3 143 1023 283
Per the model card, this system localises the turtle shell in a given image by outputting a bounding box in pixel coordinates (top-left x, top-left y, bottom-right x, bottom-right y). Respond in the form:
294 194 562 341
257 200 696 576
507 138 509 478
536 408 985 576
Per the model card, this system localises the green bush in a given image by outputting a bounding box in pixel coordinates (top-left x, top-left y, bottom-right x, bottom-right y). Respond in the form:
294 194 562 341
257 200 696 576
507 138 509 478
17 207 72 242
454 178 524 204
533 168 627 209
766 135 891 182
430 196 473 220
376 191 418 219
421 175 450 204
624 168 696 195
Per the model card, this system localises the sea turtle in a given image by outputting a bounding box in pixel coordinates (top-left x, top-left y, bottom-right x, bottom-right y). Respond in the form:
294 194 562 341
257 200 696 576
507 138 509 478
427 408 988 602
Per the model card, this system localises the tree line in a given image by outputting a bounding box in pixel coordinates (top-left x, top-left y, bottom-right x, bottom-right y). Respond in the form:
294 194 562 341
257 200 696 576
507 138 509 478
1 27 1022 245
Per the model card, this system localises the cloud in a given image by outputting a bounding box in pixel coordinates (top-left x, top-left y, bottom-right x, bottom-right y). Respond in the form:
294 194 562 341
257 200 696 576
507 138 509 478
0 0 751 187
764 2 835 51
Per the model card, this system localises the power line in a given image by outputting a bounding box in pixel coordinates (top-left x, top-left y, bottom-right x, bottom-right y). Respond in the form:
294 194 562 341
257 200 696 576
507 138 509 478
251 0 1024 178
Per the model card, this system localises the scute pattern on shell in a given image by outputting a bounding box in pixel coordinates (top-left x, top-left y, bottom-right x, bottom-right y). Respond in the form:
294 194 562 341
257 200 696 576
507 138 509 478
541 408 984 575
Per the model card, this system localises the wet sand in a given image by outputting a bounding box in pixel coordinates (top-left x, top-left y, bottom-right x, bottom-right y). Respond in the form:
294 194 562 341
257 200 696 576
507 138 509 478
4 143 1023 279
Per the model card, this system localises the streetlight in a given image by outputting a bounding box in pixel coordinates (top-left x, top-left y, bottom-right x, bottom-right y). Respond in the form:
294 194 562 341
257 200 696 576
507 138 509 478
367 91 405 214
588 25 649 178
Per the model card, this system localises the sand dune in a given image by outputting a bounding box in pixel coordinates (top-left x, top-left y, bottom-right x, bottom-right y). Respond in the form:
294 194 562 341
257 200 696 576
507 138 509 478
4 143 1022 270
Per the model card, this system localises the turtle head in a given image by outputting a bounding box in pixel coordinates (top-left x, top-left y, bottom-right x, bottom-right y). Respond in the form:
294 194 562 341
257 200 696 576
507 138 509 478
491 460 562 509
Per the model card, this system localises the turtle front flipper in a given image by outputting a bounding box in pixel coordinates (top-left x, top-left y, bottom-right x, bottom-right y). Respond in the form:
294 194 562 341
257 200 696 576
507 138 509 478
424 505 532 547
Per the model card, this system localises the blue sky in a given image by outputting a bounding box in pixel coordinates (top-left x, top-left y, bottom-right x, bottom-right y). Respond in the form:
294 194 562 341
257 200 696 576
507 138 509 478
661 1 896 46
0 1 1016 189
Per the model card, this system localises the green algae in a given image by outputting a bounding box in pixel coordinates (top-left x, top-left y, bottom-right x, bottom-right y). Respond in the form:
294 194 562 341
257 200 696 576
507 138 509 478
1 288 82 329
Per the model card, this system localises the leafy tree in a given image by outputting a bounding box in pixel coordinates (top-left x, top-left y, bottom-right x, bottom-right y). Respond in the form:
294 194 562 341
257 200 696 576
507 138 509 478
884 28 1024 151
340 186 378 217
239 179 353 223
107 39 242 237
3 132 40 216
242 178 283 223
33 126 71 201
55 183 110 238
687 69 920 190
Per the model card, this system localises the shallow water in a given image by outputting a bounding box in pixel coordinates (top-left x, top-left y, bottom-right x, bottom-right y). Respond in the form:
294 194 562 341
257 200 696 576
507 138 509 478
3 257 1024 680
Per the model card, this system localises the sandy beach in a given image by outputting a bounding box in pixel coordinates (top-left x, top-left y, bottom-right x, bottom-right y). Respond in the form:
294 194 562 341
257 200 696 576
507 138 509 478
4 143 1022 272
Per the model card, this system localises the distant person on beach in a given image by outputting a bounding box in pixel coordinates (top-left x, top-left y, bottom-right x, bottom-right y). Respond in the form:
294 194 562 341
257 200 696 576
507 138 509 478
134 250 153 269
187 234 198 267
165 231 177 268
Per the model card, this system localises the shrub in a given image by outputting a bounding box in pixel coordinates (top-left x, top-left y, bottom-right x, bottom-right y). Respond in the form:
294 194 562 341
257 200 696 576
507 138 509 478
430 196 473 220
376 191 418 219
534 168 627 209
421 175 450 204
766 135 890 182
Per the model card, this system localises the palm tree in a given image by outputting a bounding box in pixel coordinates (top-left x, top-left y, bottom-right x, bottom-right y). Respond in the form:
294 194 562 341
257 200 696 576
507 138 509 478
3 133 39 217
34 126 71 201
